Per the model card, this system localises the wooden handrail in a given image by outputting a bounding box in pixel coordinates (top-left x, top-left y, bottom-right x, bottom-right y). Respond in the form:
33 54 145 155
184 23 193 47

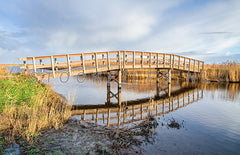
19 51 204 79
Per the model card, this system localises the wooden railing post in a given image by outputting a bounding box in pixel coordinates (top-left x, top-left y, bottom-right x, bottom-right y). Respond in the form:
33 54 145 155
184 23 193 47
184 57 186 70
189 59 191 71
178 56 181 69
54 58 58 71
107 51 110 70
82 53 85 73
149 53 152 68
51 56 55 78
198 61 200 72
163 54 166 68
118 51 121 68
32 57 36 74
67 54 71 76
40 59 43 72
102 54 105 65
194 59 196 72
202 62 204 71
23 60 27 71
172 55 175 68
170 54 172 68
123 51 126 68
133 51 135 68
95 53 98 72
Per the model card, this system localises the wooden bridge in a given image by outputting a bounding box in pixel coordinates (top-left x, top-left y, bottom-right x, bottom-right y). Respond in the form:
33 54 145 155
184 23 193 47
19 51 204 80
72 86 203 127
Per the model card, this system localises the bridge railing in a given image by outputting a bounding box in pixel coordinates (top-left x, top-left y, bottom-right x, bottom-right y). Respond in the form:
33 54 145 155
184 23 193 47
19 51 204 79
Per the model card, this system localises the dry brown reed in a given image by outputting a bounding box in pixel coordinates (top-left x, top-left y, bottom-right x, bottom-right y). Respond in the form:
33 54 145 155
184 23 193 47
205 63 240 82
0 75 72 142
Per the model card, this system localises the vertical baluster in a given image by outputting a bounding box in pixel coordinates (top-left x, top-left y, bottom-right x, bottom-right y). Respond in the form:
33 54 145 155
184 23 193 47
178 56 181 69
95 53 98 72
149 53 152 68
163 54 166 68
82 53 85 73
51 56 55 78
67 54 71 76
107 52 110 70
133 51 135 68
32 57 36 74
184 57 186 70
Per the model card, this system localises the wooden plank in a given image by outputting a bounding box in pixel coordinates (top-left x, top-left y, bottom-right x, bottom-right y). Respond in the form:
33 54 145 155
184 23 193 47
67 54 71 76
95 53 98 72
170 54 172 68
194 59 196 72
50 56 55 78
172 55 175 68
118 51 121 68
189 59 191 71
32 57 36 73
123 51 126 68
107 51 110 70
198 61 200 72
184 57 186 70
133 51 135 68
163 54 166 68
39 59 43 72
149 53 152 68
82 53 85 73
178 56 181 69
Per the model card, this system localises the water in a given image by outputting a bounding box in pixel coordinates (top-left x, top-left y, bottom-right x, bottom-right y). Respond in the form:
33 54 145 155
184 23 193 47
47 77 240 154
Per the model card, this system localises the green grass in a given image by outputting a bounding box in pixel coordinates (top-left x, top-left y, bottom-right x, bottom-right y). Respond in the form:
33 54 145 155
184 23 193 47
0 75 48 111
0 74 72 150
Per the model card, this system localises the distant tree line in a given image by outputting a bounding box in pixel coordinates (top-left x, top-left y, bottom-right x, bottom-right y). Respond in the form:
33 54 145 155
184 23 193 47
221 60 239 65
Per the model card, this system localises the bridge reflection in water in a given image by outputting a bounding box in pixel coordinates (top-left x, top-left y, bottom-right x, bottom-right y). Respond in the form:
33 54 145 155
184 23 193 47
72 84 203 127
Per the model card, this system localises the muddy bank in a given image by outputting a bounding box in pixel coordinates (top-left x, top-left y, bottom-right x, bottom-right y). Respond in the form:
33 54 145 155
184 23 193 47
17 117 158 154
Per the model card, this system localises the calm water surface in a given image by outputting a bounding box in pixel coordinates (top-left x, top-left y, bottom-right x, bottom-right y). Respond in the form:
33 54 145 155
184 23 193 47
48 76 240 154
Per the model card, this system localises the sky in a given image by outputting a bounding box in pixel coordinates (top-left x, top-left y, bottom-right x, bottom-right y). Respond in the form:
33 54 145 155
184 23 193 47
0 0 240 64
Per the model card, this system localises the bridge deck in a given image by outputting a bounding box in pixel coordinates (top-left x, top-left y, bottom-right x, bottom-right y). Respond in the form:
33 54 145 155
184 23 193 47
19 51 204 80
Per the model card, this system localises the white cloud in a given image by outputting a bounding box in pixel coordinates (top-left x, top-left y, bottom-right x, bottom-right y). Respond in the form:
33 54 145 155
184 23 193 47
0 0 240 63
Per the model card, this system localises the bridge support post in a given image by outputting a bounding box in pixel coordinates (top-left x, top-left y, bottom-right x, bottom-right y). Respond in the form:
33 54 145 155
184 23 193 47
106 70 122 105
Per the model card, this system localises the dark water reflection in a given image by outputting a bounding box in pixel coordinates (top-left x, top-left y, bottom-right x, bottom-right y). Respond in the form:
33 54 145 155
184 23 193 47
48 77 240 154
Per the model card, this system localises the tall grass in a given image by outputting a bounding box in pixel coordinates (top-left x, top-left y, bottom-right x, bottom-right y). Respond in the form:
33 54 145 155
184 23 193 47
0 74 72 142
205 61 240 82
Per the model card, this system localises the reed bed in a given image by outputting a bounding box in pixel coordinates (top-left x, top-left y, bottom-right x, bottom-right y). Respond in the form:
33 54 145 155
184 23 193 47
0 73 72 145
205 62 240 82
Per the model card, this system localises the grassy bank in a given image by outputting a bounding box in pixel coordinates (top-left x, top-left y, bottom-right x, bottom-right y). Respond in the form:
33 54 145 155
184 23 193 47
0 73 72 153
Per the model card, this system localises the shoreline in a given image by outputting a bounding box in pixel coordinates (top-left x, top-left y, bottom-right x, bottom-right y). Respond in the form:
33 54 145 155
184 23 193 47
15 116 159 154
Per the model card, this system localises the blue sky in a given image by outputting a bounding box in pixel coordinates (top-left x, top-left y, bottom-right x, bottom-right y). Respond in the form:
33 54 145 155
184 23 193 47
0 0 240 64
